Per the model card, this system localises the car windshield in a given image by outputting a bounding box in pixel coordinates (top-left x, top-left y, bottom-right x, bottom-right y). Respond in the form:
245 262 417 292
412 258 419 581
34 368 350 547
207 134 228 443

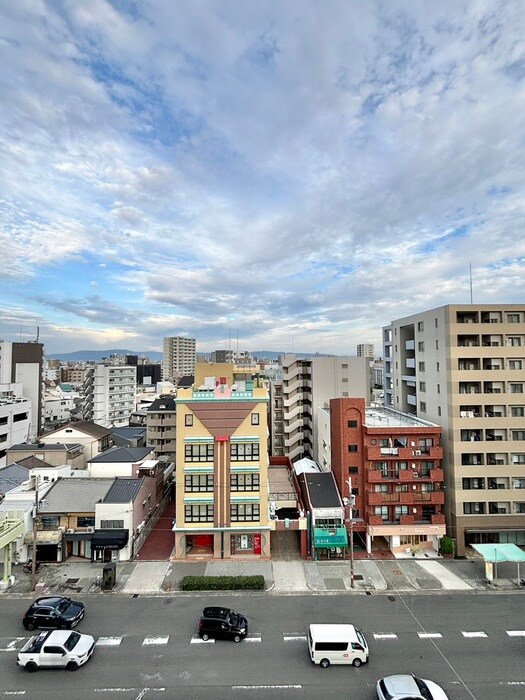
57 600 71 613
63 631 81 651
413 677 432 700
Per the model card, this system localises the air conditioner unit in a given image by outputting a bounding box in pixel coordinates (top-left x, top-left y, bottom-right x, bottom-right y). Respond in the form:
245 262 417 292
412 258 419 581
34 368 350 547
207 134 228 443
86 526 95 533
414 450 422 456
413 472 419 478
66 528 75 534
58 526 66 533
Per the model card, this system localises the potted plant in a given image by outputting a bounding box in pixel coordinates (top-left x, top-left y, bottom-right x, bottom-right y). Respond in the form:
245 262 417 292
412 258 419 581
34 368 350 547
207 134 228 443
439 535 454 558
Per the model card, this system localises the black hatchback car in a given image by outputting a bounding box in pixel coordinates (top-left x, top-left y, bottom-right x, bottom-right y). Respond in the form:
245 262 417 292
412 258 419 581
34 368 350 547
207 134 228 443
23 597 85 631
198 606 248 643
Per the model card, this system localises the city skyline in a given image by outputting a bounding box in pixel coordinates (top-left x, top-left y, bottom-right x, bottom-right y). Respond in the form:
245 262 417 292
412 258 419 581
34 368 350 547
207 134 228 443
1 1 524 355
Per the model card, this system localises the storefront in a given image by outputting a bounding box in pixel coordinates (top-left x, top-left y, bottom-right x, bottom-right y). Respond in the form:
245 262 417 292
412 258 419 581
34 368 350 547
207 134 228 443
91 529 129 562
312 527 348 560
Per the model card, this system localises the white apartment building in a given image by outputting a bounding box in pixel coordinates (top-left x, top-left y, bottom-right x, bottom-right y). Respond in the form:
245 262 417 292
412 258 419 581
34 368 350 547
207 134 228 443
357 343 375 358
83 364 137 428
0 384 32 467
162 336 196 381
0 341 44 438
383 304 525 555
271 354 371 463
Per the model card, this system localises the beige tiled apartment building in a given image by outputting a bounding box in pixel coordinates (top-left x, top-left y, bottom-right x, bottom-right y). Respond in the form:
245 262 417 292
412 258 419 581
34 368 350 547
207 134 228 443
384 304 525 555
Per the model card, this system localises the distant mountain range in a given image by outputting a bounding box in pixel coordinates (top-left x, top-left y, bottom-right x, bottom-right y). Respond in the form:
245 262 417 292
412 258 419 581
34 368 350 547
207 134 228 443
45 349 332 362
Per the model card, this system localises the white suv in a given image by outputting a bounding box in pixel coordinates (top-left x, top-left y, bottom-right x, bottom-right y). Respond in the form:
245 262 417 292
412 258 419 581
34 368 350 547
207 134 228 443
17 630 95 672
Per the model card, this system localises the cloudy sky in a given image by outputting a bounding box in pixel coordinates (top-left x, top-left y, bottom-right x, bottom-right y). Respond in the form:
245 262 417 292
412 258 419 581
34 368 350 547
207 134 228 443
1 1 524 357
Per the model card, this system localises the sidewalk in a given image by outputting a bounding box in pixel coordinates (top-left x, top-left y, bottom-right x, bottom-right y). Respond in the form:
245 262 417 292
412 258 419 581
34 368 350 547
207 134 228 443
2 555 524 597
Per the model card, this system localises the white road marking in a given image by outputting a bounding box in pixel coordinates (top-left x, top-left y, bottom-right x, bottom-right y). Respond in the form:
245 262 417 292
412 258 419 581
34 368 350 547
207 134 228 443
284 635 307 641
143 636 169 645
506 630 525 637
233 685 301 690
461 631 487 638
190 637 214 644
96 637 123 646
244 635 261 643
373 633 398 639
0 638 26 652
418 632 443 638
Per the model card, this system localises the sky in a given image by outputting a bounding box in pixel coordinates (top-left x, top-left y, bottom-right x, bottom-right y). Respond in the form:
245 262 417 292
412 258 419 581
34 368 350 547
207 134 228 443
1 1 525 358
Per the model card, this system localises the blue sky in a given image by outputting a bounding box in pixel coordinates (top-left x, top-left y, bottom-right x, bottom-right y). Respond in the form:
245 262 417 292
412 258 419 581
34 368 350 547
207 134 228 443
1 0 524 356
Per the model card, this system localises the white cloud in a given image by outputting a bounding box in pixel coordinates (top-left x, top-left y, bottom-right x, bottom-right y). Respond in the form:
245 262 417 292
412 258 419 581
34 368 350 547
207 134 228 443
0 0 524 355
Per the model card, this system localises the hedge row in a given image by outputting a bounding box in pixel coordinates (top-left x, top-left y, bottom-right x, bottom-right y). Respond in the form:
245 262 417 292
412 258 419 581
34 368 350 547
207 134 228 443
180 575 265 591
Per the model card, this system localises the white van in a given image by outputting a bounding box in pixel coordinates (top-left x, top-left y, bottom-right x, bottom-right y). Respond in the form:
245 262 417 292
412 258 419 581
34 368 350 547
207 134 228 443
308 624 369 668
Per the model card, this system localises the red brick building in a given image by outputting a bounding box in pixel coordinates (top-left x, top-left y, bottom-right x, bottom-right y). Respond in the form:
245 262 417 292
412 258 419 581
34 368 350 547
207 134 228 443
330 398 445 555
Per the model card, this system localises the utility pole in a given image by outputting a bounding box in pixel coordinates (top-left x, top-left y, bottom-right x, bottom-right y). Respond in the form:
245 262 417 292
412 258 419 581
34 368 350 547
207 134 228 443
345 478 356 589
31 476 39 592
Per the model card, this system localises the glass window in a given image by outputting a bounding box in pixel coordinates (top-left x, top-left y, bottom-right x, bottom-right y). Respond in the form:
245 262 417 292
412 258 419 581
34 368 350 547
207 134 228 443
185 504 213 522
230 503 260 522
347 420 357 428
251 413 260 425
231 443 260 461
510 383 524 394
463 502 486 514
185 474 214 492
509 360 523 370
231 473 260 491
513 431 525 441
511 406 525 417
185 444 214 462
185 414 193 426
374 506 388 521
348 444 358 453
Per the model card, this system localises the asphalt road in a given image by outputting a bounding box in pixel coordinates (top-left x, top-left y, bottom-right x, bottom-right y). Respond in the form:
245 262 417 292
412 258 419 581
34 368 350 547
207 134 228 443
1 592 524 700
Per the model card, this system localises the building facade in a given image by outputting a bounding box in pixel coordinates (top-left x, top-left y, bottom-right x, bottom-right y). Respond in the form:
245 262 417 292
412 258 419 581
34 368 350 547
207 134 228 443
173 380 270 559
0 386 32 468
83 364 137 428
0 341 44 438
271 354 371 463
357 343 375 358
330 397 445 555
162 336 196 382
383 304 525 555
146 396 177 463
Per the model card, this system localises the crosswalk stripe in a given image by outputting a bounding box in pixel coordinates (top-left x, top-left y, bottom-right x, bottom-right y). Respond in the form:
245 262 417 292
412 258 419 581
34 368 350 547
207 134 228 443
374 634 398 640
96 637 123 646
143 636 169 645
284 635 307 641
418 633 442 639
506 631 525 637
462 631 487 638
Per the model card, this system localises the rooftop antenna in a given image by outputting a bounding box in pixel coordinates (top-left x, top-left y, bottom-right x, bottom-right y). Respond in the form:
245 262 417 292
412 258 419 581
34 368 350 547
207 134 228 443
469 262 473 304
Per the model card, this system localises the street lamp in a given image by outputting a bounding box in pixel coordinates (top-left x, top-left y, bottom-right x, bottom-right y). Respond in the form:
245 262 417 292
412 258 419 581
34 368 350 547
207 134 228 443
345 478 356 589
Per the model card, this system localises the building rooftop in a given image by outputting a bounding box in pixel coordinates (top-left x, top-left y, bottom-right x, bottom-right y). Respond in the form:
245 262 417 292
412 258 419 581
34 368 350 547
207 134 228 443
364 406 440 429
88 446 153 463
102 477 144 504
38 478 115 512
299 472 342 509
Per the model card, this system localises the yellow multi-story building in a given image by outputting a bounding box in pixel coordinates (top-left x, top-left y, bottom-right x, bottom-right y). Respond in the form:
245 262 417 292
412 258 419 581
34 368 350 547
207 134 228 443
173 379 270 559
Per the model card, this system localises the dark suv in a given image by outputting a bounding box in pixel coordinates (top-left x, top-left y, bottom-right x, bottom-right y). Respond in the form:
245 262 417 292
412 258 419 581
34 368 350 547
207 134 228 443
198 606 248 643
23 597 85 631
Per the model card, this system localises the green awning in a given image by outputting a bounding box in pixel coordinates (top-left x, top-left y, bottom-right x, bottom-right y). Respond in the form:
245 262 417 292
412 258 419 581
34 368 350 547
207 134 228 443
472 543 525 562
313 527 348 547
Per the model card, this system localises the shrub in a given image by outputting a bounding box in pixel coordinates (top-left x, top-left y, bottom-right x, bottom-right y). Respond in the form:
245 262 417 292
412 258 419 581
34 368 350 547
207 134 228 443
439 535 454 556
180 575 265 591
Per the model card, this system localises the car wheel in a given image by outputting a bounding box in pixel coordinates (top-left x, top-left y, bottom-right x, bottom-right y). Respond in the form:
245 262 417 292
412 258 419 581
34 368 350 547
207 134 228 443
25 662 38 673
25 622 35 632
352 658 362 668
320 658 330 668
201 633 209 641
233 634 242 643
67 661 79 671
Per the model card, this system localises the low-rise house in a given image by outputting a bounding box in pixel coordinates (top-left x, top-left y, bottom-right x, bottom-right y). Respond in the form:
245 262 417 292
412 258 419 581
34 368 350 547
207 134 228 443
7 443 85 470
39 420 112 463
87 446 155 478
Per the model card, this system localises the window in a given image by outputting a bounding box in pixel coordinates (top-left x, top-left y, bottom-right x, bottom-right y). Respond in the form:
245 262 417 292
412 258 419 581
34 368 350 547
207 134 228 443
185 505 214 522
418 341 425 351
231 443 260 461
251 413 260 425
510 383 524 394
348 444 358 453
463 477 485 490
419 381 426 391
418 321 424 331
347 420 357 428
374 484 388 493
394 506 409 519
101 519 124 529
230 503 260 522
374 506 388 521
509 360 523 370
463 502 486 514
513 454 525 464
507 336 522 346
77 516 95 527
513 479 525 489
435 340 439 349
511 406 525 417
507 313 521 323
420 401 426 412
231 473 260 491
436 362 440 371
419 361 425 372
512 431 525 441
39 515 60 529
185 474 214 492
185 444 214 462
185 414 193 427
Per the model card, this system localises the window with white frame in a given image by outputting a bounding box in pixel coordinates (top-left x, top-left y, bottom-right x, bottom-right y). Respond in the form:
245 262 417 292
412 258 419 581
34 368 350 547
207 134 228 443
231 443 260 461
230 503 260 522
